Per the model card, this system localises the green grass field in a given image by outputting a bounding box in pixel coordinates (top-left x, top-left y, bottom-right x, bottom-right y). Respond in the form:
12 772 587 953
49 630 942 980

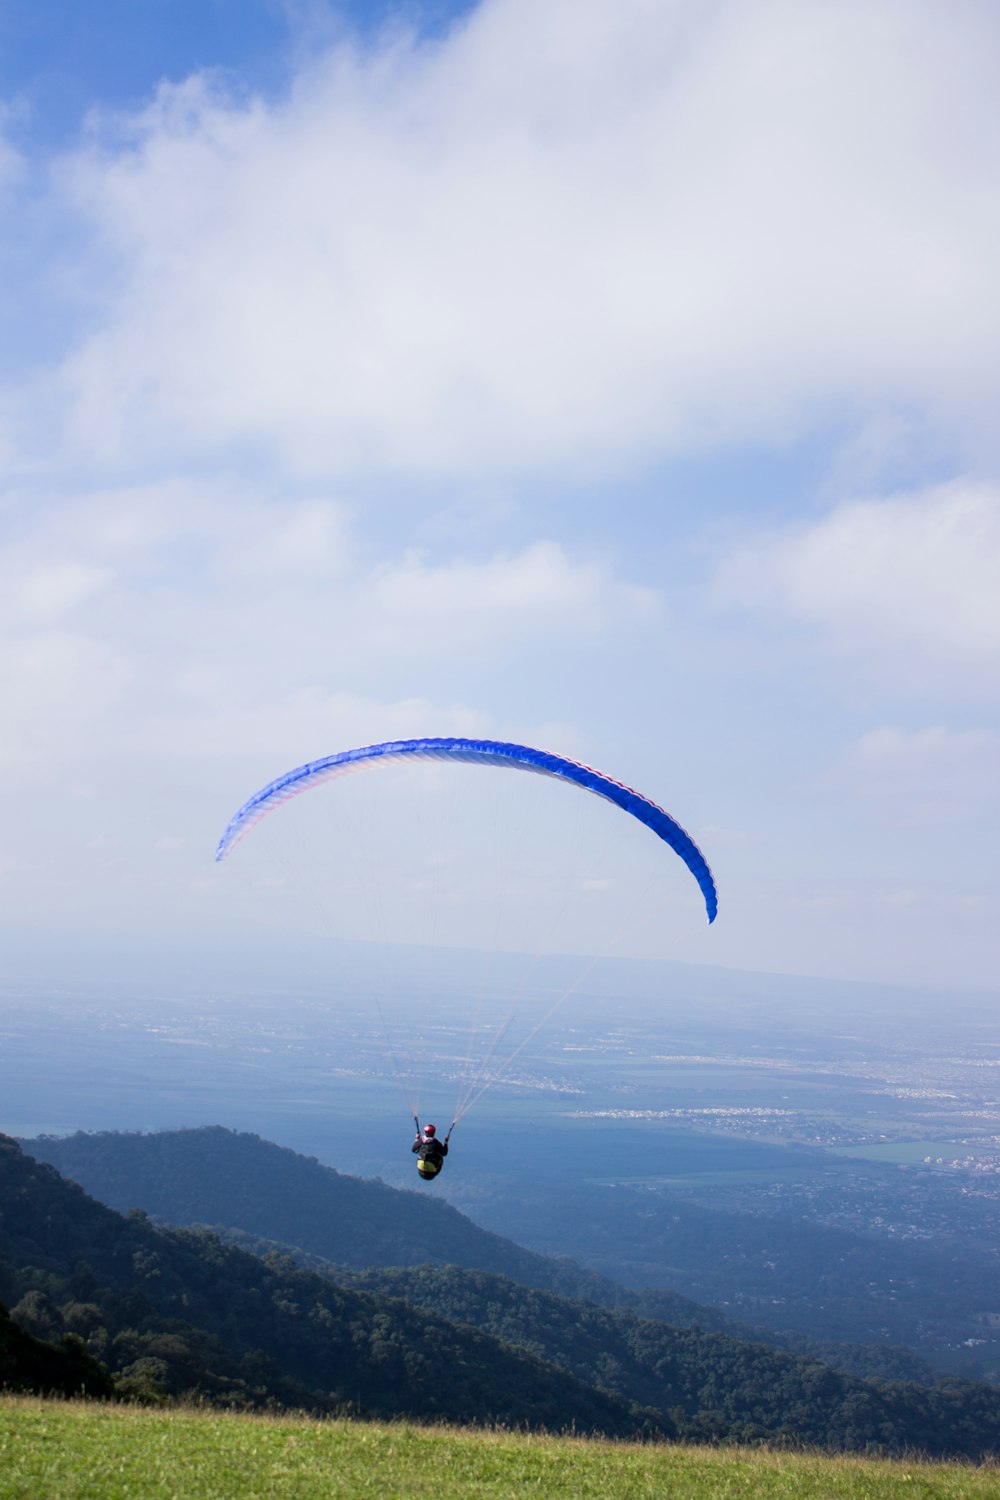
2 1399 999 1500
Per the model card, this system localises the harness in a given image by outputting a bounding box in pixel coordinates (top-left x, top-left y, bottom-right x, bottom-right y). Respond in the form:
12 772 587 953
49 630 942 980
414 1116 454 1180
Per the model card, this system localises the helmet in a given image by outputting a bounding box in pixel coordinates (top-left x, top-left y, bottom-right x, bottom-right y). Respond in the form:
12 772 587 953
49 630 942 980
423 1123 436 1136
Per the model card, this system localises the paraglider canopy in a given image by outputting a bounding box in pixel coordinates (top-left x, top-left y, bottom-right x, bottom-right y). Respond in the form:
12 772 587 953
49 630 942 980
216 736 718 1142
215 736 718 923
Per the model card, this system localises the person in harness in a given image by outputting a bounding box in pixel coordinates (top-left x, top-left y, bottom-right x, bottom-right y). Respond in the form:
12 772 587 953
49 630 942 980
412 1120 449 1180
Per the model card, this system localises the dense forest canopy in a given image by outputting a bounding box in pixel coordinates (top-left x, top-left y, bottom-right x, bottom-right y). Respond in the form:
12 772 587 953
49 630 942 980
5 1130 1000 1460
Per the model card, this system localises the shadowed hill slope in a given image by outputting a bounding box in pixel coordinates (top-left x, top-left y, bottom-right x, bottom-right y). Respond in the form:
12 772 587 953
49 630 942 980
207 1221 938 1388
21 1127 944 1386
0 1136 662 1434
0 1299 113 1399
13 1132 1000 1457
22 1127 725 1328
335 1265 1000 1457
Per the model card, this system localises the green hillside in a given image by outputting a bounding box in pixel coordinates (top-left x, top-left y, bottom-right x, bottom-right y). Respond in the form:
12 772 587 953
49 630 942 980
16 1125 954 1386
335 1264 1000 1457
206 1221 939 1386
24 1123 938 1382
21 1127 724 1330
9 1131 1000 1458
0 1303 112 1400
0 1136 658 1435
3 1398 997 1500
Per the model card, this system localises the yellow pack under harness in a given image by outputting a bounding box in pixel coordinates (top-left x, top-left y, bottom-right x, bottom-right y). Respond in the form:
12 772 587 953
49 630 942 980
414 1116 454 1179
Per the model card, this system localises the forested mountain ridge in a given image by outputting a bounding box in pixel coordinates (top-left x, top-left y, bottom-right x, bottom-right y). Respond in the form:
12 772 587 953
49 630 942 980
7 1133 1000 1457
335 1266 947 1440
0 1298 113 1398
0 1135 661 1434
333 1266 1000 1457
22 1127 939 1384
21 1126 726 1329
208 1223 937 1388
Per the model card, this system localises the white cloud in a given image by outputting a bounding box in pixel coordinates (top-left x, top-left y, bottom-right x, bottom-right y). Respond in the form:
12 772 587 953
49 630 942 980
715 480 1000 687
14 562 112 621
222 500 352 581
138 689 491 763
371 540 658 642
0 629 130 769
4 0 995 476
1 476 643 946
0 485 653 769
844 725 1000 824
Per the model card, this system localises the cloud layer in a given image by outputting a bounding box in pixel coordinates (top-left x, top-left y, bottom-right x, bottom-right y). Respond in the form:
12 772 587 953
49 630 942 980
715 480 1000 691
2 0 996 477
1 0 998 989
844 726 1000 824
0 488 651 772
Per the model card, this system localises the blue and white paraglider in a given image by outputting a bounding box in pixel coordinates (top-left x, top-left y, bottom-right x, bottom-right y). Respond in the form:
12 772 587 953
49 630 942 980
216 737 717 923
216 737 717 1173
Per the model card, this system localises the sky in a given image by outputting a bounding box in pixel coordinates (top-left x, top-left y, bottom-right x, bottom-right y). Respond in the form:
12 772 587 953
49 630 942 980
0 0 998 994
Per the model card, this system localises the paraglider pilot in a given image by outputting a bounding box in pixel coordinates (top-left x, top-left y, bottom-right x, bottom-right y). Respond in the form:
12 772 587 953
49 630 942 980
412 1119 449 1180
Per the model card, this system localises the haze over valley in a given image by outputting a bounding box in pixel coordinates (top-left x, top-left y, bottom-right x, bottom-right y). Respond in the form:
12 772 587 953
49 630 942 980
9 944 1000 1381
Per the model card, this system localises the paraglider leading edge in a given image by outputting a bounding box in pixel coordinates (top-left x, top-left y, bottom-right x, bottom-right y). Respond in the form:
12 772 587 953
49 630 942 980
214 736 718 923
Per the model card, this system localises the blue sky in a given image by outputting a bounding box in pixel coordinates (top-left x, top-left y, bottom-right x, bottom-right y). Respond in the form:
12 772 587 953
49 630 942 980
0 1 477 151
1 0 997 991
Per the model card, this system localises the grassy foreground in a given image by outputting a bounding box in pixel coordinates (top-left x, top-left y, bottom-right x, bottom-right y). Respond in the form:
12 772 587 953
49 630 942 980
2 1398 999 1500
